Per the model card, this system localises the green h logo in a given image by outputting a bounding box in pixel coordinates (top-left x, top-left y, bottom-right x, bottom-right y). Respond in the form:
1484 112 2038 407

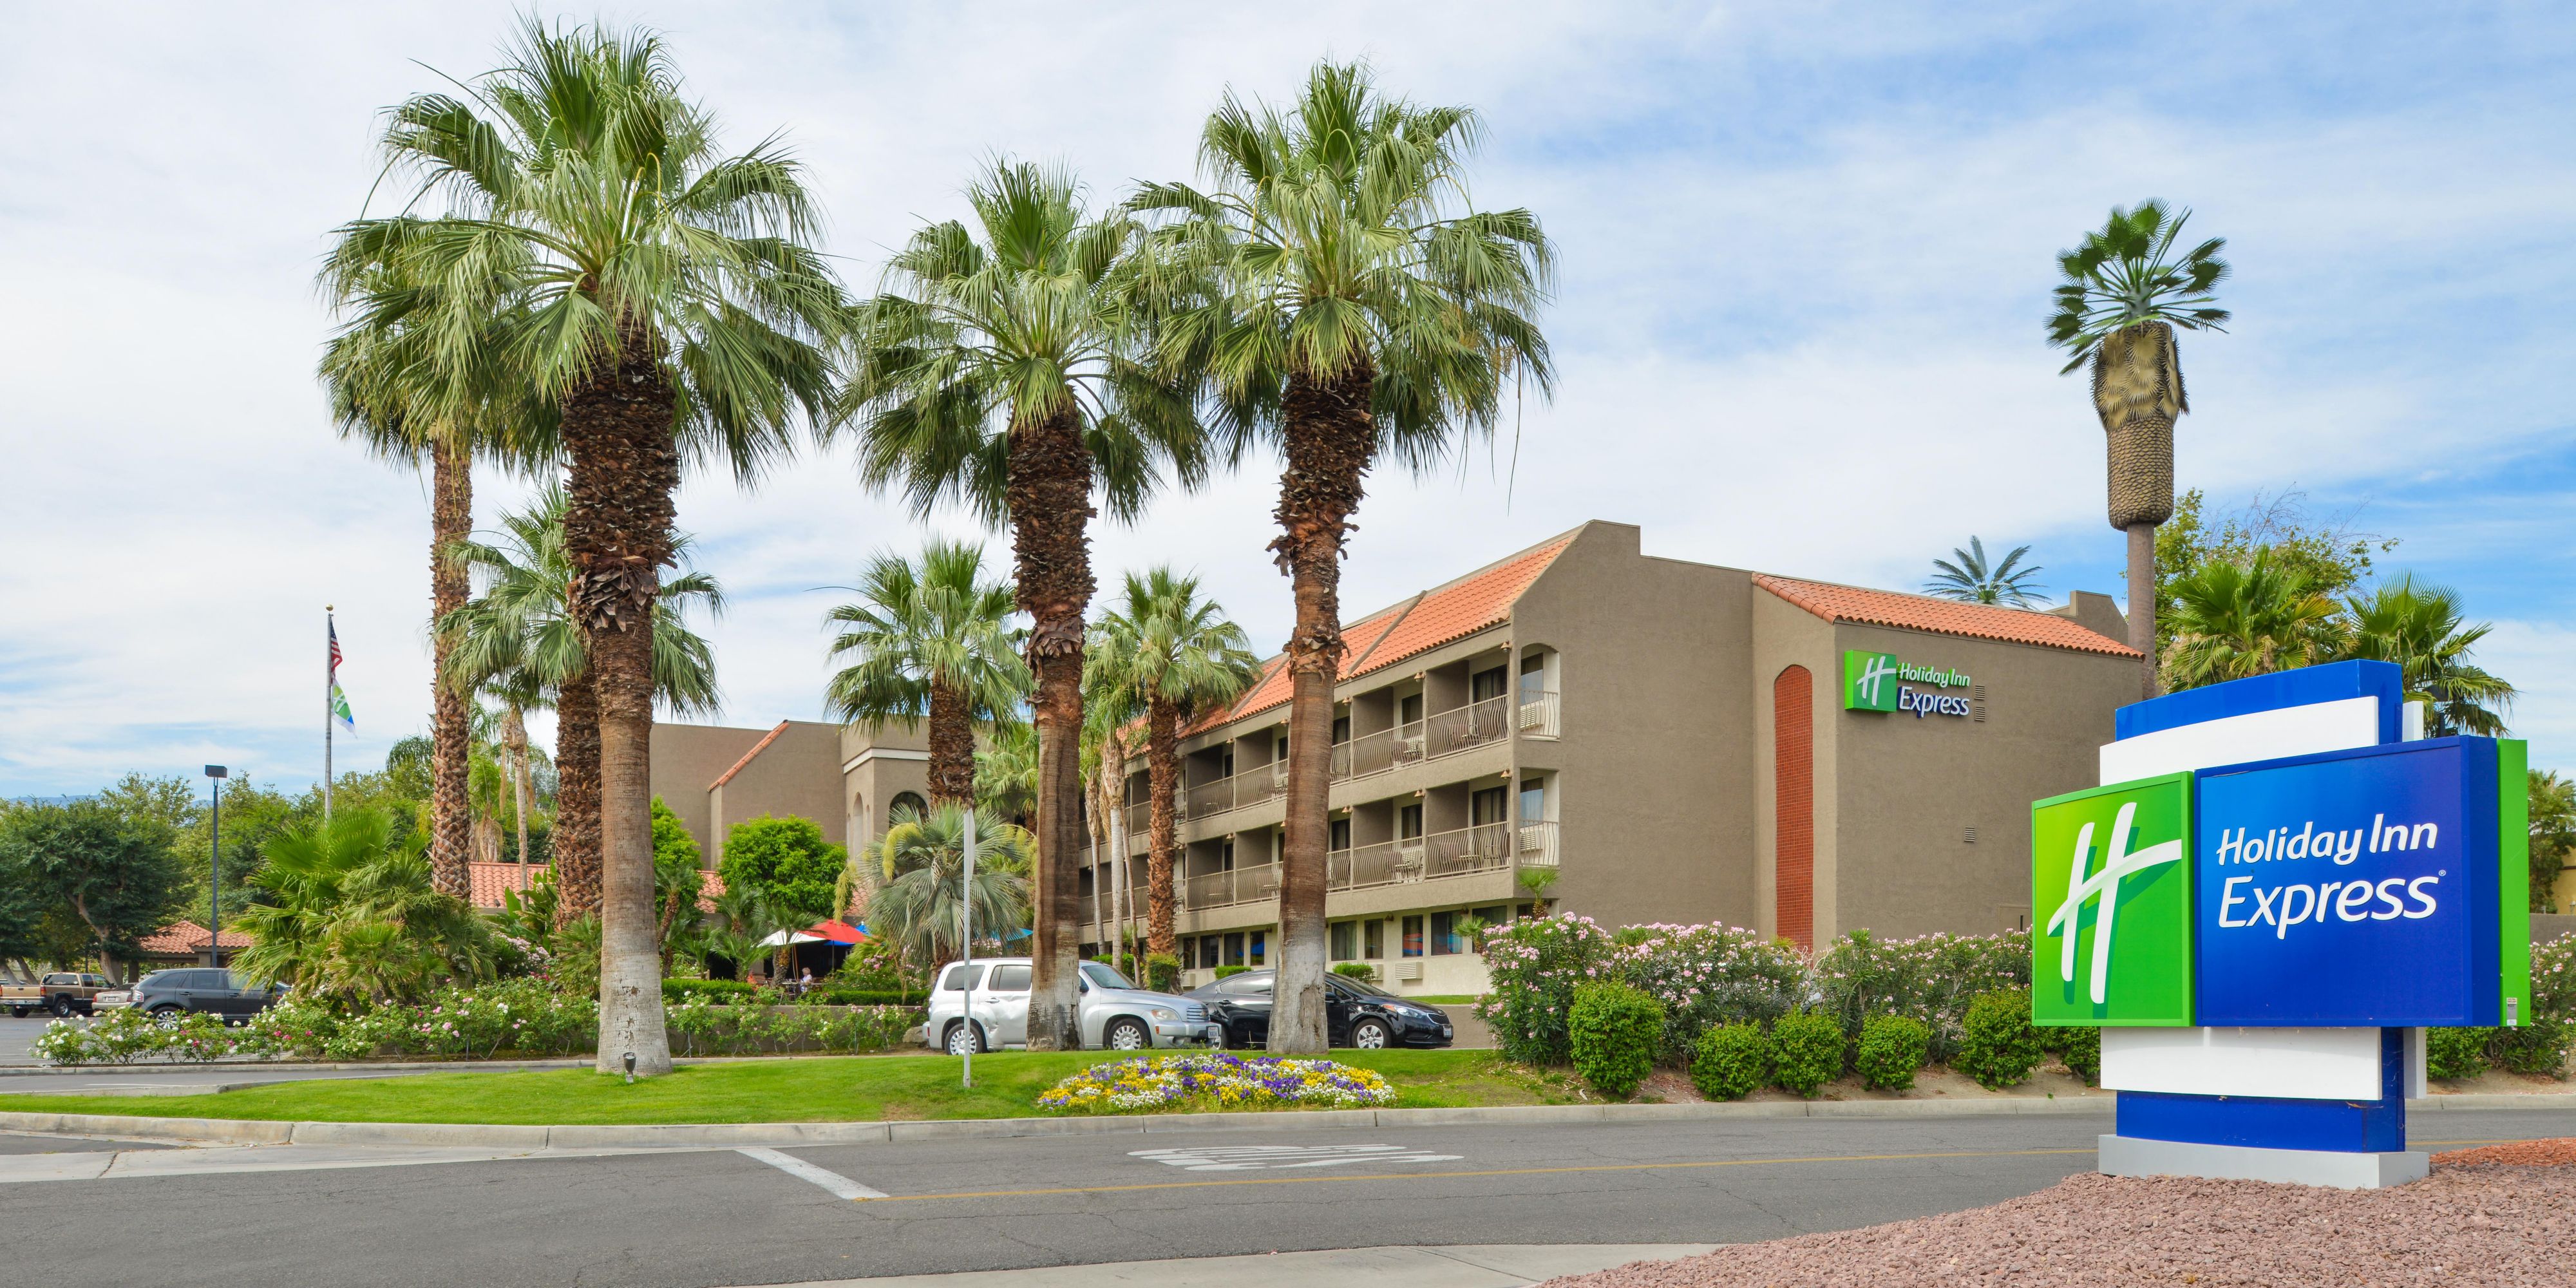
2030 773 2194 1027
1842 650 1900 712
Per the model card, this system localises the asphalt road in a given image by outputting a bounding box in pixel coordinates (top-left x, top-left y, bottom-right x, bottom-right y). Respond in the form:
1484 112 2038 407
8 1108 2572 1288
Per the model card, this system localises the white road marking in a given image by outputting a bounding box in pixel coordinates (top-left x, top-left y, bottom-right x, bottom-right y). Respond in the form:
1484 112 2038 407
0 1144 694 1184
1129 1143 1464 1171
737 1146 887 1200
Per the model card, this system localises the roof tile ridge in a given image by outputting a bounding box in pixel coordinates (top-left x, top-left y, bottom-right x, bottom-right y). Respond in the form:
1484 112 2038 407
1341 591 1427 674
710 720 792 789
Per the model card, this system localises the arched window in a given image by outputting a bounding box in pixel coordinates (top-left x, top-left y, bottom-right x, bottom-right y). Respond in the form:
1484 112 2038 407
1773 665 1814 952
889 791 929 823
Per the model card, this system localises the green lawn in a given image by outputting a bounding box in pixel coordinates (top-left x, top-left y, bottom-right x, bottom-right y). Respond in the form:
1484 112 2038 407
0 1050 1572 1126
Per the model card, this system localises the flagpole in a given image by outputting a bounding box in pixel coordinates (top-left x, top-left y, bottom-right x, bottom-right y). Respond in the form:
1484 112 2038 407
323 605 335 822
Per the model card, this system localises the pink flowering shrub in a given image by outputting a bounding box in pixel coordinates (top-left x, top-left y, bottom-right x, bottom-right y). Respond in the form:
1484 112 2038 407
1810 928 2029 1063
1607 923 1804 1057
1477 913 1615 1064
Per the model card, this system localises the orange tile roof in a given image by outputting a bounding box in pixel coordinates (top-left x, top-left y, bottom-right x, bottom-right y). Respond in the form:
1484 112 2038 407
137 920 250 954
1752 574 2137 656
467 862 724 911
1179 533 1573 735
710 721 790 788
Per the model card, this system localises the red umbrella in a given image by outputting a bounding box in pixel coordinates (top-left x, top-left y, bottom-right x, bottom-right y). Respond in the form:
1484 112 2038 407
808 920 867 945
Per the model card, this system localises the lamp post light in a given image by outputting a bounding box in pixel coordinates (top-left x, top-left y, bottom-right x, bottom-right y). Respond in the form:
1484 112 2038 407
204 766 229 967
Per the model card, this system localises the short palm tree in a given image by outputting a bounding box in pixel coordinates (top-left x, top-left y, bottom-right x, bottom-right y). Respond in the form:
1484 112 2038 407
824 540 1030 808
439 489 725 927
864 804 1034 975
2161 549 2339 689
1925 538 2046 607
2047 200 2230 699
1094 569 1260 961
837 160 1205 1049
1132 62 1554 1051
2339 577 2515 736
232 809 499 1005
339 19 845 1075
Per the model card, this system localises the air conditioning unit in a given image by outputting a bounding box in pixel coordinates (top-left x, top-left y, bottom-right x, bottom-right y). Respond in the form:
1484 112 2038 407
1392 961 1424 982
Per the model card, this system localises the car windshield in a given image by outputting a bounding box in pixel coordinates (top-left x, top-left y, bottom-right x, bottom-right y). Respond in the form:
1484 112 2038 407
1334 975 1394 997
1079 963 1134 990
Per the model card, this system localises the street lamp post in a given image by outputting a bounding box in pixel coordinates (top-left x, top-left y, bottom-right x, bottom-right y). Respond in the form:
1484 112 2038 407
204 766 229 967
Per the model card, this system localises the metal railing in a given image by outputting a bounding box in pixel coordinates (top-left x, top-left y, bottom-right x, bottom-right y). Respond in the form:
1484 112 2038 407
1328 692 1517 784
1175 820 1559 910
1182 760 1289 820
1517 690 1560 739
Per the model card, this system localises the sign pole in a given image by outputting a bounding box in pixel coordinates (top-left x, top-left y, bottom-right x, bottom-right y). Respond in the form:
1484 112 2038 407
960 805 976 1090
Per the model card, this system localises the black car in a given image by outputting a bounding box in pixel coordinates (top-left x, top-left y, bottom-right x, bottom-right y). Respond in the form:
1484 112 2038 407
126 969 285 1023
1184 970 1454 1050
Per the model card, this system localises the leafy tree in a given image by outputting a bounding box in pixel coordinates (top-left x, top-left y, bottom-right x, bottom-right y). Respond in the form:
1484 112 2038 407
2339 577 2515 736
2531 771 2574 913
343 19 846 1075
0 799 190 980
717 817 846 928
1924 538 2046 607
2047 200 2229 700
1135 62 1555 1052
649 797 705 969
863 804 1033 977
231 808 500 1004
839 160 1204 1048
2154 488 2395 661
1092 569 1260 959
823 539 1029 807
2161 548 2340 688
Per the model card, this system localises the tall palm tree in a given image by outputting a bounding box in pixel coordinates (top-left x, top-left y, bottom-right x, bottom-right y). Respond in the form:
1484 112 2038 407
823 540 1030 808
2047 200 2231 700
438 489 726 927
1924 538 2046 607
1133 63 1554 1050
318 249 547 903
2339 576 2515 736
2161 549 2339 689
340 20 845 1075
838 160 1205 1049
1094 569 1261 961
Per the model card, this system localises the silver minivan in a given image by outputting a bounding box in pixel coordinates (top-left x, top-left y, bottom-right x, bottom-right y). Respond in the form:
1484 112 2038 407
924 958 1221 1053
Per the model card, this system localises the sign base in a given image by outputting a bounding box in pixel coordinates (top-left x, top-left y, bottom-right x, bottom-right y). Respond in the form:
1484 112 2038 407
2098 1133 2428 1189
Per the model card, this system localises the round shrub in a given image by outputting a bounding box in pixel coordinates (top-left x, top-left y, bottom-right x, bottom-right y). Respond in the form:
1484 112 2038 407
2055 1025 2103 1085
1691 1021 1768 1101
1855 1014 1931 1091
1769 1010 1847 1098
1955 989 2045 1090
2489 1019 2569 1077
2427 1026 2494 1080
1144 954 1180 993
1569 981 1665 1099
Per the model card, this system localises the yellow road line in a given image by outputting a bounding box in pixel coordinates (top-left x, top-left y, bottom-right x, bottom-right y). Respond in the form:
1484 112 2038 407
850 1146 2095 1204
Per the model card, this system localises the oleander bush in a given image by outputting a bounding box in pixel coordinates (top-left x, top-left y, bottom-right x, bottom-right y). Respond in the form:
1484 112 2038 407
1606 922 1805 1057
2427 1025 2494 1081
1690 1021 1768 1101
1769 1010 1846 1097
1956 989 2047 1090
1568 981 1664 1099
1477 913 1618 1065
1855 1014 1931 1091
2052 1024 2103 1086
1812 929 2030 1064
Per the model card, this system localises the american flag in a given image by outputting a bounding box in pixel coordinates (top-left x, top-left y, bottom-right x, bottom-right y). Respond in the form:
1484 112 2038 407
328 621 343 676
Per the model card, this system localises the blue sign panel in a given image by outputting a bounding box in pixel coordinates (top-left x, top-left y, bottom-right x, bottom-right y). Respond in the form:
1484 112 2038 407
2193 737 2501 1027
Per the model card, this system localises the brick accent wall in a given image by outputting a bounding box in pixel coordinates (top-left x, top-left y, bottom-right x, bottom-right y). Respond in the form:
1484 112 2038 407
1773 664 1814 952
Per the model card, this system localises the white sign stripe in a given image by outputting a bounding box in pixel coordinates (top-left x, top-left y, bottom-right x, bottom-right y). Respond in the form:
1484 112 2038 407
737 1147 887 1200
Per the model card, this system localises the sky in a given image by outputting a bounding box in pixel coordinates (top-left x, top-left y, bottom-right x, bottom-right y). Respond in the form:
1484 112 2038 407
2 2 2571 798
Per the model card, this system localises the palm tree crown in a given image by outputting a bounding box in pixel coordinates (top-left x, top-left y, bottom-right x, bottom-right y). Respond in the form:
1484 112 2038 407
823 539 1030 805
1924 538 2047 608
2161 549 2340 688
2340 576 2515 736
2046 200 2230 375
1096 568 1262 717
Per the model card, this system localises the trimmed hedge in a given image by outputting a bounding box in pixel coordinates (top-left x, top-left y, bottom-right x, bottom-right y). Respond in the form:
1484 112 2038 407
2428 1026 2493 1080
1690 1022 1768 1101
1569 982 1663 1099
664 979 758 1004
1770 1010 1846 1098
1332 962 1379 983
1145 954 1180 993
1956 989 2045 1089
2054 1025 2102 1086
1213 964 1250 980
1855 1014 1930 1091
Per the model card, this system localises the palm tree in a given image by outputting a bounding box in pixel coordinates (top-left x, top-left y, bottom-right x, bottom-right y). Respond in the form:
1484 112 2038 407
2161 549 2339 689
1925 538 2046 607
864 804 1034 974
438 489 726 927
837 160 1204 1049
1133 63 1555 1050
318 248 547 904
974 721 1039 828
232 808 500 1005
1094 569 1260 961
824 540 1030 808
2047 200 2230 700
338 19 842 1075
2339 577 2515 736
1076 660 1142 961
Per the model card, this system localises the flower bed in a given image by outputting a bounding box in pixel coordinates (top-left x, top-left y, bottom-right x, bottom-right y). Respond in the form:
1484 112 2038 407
1035 1053 1396 1113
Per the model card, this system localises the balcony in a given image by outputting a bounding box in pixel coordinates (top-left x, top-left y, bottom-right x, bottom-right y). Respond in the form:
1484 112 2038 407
1329 692 1517 782
1517 690 1560 739
1176 820 1559 911
1180 760 1287 820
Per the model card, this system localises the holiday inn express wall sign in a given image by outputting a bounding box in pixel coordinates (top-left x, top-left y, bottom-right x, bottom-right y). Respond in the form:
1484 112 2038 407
1842 649 1972 718
2031 737 2530 1028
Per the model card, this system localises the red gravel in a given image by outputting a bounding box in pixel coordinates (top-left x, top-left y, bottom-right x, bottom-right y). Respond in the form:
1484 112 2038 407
1540 1164 2576 1287
2432 1137 2576 1167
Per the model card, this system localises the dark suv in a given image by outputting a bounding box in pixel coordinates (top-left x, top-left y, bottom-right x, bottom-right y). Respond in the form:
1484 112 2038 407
126 969 285 1023
1184 970 1454 1050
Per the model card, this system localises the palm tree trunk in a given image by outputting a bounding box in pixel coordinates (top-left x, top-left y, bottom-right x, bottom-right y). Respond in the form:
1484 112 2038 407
561 334 679 1077
2128 522 2158 698
1085 764 1109 954
1146 696 1182 960
1268 361 1376 1054
1005 407 1094 1050
505 704 533 865
428 440 475 900
554 667 601 918
925 681 975 807
1104 734 1130 967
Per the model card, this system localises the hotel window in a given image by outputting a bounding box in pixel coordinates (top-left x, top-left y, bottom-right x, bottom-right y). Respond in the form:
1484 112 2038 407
1401 915 1425 958
1331 921 1359 961
1332 714 1351 744
1248 930 1267 966
1519 652 1547 698
1329 817 1352 851
1399 692 1424 726
1274 733 1288 761
1364 920 1385 959
1430 911 1464 955
1471 667 1508 703
1520 779 1547 822
1200 936 1220 970
1472 786 1509 827
890 791 928 823
1398 803 1424 840
1224 932 1245 966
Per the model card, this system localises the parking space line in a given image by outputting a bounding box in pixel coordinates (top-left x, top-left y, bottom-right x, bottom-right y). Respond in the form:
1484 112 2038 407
849 1145 2094 1204
737 1147 887 1200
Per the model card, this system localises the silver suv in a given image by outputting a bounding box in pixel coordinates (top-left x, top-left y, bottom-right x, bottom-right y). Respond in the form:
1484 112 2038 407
925 958 1220 1054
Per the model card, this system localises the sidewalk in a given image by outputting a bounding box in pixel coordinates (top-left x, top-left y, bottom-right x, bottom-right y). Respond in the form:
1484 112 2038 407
773 1244 1716 1288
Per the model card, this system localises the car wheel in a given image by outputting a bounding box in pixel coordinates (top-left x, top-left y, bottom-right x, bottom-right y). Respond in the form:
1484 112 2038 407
943 1021 985 1056
9 1007 25 1019
1350 1018 1392 1050
150 1007 185 1028
1104 1018 1151 1051
48 997 73 1018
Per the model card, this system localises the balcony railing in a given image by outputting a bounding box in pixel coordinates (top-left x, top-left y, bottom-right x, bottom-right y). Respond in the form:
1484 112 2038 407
1175 820 1559 911
1517 690 1560 739
1329 692 1517 783
1181 760 1288 820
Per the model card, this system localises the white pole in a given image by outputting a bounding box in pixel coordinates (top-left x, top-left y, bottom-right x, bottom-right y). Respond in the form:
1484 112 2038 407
323 606 335 822
960 804 976 1089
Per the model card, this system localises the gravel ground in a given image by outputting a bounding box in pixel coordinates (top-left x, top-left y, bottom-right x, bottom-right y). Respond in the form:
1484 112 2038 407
1542 1150 2576 1288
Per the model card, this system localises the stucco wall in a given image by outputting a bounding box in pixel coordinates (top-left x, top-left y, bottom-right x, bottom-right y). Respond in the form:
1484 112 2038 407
647 723 771 860
708 720 849 861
